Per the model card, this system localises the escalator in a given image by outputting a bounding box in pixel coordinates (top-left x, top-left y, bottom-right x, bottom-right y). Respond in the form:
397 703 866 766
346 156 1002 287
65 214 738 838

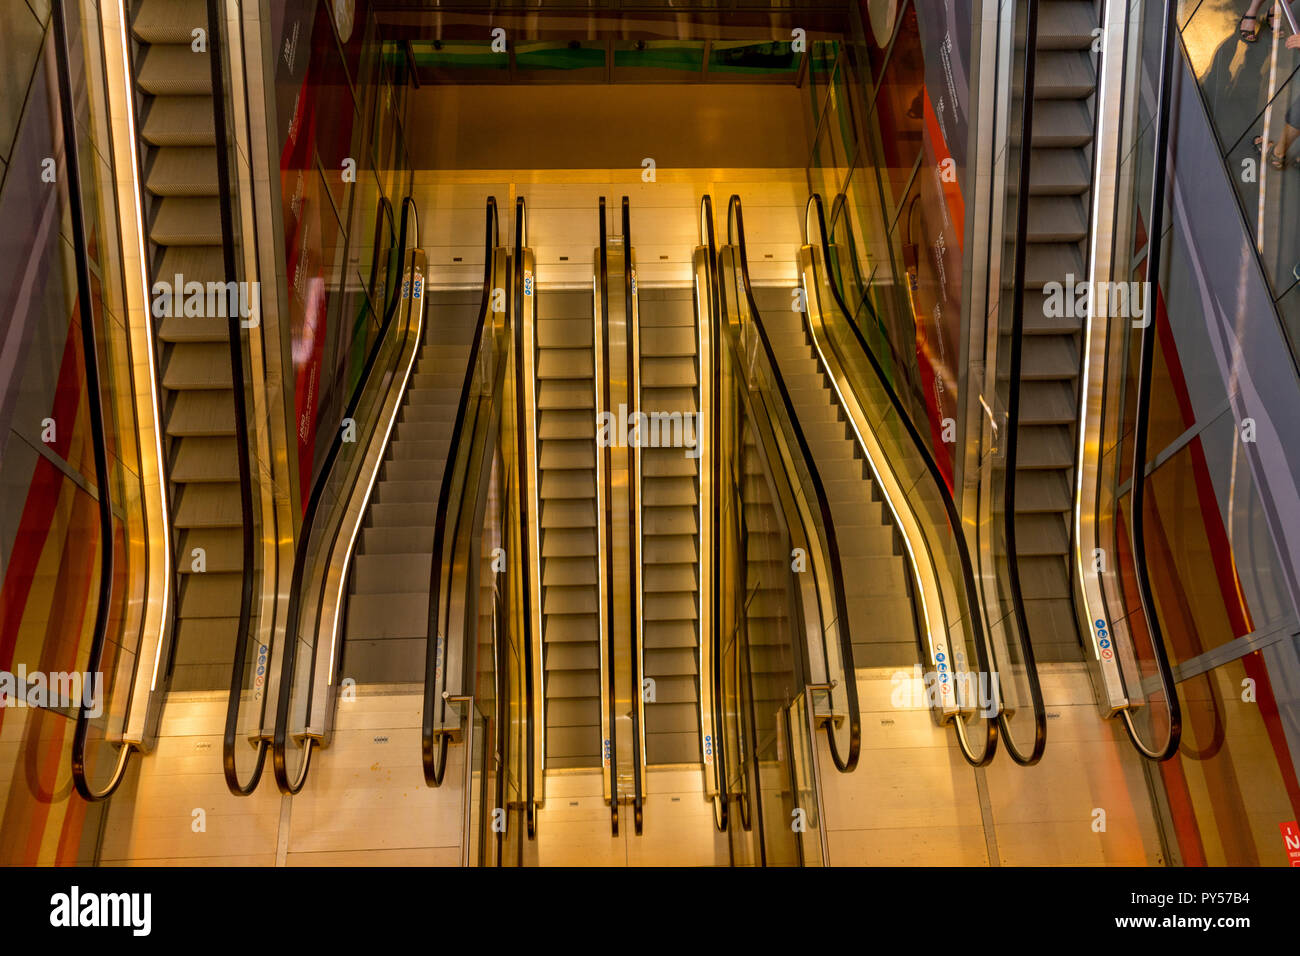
269 194 518 813
532 284 602 771
1010 0 1102 662
343 292 481 683
134 0 246 692
759 292 918 667
636 285 705 766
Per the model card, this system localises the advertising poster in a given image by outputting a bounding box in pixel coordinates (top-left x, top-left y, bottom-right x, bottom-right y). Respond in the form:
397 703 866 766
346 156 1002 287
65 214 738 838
908 0 971 489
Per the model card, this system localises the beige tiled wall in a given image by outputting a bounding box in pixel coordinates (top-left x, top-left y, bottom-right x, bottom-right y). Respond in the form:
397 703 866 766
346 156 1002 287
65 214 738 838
100 686 464 866
819 664 1165 866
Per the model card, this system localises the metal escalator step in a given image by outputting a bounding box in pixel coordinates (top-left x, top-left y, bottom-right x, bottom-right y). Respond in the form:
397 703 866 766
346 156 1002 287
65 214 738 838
1023 50 1094 99
543 614 598 643
539 349 594 379
1013 471 1072 514
174 482 242 528
642 505 697 536
163 342 232 389
137 45 212 96
538 382 594 410
545 727 600 762
545 671 600 700
540 440 595 470
395 419 453 443
1023 595 1083 656
409 371 464 390
643 564 697 592
1020 335 1078 380
643 705 700 737
641 477 695 506
1025 196 1088 243
146 147 219 198
643 534 696 564
132 0 208 44
1017 424 1074 470
142 96 216 147
171 436 238 482
178 571 241 618
539 409 595 440
376 480 440 504
536 319 593 347
403 388 460 408
644 619 696 648
1035 0 1100 49
167 390 235 436
640 387 696 413
541 528 597 558
644 674 696 705
1025 99 1093 148
1022 241 1085 287
170 621 238 689
642 453 697 477
543 557 597 588
540 470 595 499
159 316 229 344
642 356 697 387
382 460 443 484
644 593 697 621
361 525 434 554
646 732 701 765
850 641 919 668
366 501 437 527
844 599 915 645
345 592 429 639
541 498 595 528
1014 513 1069 555
545 641 599 671
400 403 458 423
536 291 593 321
546 698 600 727
352 553 433 594
1026 148 1091 195
158 244 224 283
151 198 221 245
1019 381 1077 424
177 527 242 573
641 326 697 356
388 438 451 461
1017 555 1072 600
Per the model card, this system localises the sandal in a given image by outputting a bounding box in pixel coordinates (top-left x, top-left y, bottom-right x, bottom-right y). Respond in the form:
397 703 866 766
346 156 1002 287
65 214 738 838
1241 14 1260 41
1255 134 1287 169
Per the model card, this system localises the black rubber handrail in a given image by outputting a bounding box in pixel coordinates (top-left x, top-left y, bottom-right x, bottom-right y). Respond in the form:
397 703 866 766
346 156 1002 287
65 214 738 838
993 0 1048 766
506 196 538 837
422 196 499 786
803 193 998 767
596 197 621 833
512 197 539 837
59 0 131 802
699 196 728 832
725 195 860 774
366 195 395 331
621 196 645 836
1123 0 1182 761
212 0 269 797
271 196 419 794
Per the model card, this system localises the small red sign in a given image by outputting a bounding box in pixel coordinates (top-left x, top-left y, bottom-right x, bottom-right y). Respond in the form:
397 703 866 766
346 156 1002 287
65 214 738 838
1280 821 1300 866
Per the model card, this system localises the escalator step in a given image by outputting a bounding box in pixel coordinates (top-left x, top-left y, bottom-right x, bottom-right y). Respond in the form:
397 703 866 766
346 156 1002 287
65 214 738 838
151 198 222 245
142 96 216 147
132 0 208 44
146 147 219 198
137 45 212 96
